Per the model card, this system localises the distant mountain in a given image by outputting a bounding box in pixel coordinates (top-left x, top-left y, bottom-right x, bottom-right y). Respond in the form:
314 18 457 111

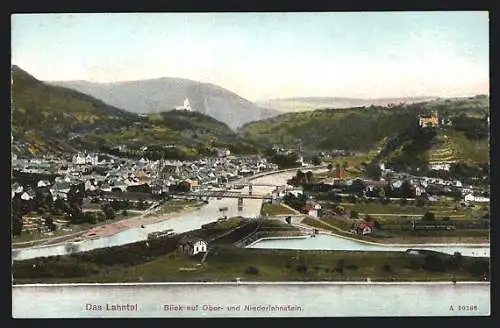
11 66 263 158
51 79 280 130
257 96 440 113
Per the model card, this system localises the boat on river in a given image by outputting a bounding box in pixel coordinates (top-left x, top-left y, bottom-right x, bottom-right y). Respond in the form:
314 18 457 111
147 229 175 240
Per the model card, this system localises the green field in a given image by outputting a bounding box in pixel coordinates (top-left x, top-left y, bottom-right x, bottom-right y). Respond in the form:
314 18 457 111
261 203 297 216
13 246 489 284
335 202 486 220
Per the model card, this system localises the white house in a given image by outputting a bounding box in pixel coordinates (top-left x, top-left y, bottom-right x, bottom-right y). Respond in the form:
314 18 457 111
178 239 208 255
37 180 51 188
288 189 303 198
414 185 424 197
392 180 403 188
429 163 451 171
85 179 98 192
85 154 99 165
72 153 86 165
464 194 490 203
192 240 208 255
20 191 35 201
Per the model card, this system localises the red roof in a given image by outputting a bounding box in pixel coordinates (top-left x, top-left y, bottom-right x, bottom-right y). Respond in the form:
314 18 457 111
357 220 374 229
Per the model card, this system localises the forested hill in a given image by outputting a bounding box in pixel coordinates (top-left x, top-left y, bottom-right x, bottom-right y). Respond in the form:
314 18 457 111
239 96 488 152
11 65 138 156
11 66 262 158
239 105 419 151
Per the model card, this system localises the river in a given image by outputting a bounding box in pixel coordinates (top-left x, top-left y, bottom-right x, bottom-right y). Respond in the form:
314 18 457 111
12 283 490 317
249 235 490 257
11 170 491 318
12 170 490 260
12 171 296 261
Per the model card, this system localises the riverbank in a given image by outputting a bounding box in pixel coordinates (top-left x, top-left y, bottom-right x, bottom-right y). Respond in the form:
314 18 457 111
13 247 490 284
14 281 491 287
300 217 490 246
80 202 204 240
12 200 205 251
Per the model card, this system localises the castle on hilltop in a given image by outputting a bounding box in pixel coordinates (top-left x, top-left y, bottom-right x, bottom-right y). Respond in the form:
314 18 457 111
418 111 439 128
175 98 192 111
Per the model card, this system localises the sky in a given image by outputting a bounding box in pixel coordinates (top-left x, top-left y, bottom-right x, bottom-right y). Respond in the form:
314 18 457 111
11 12 489 101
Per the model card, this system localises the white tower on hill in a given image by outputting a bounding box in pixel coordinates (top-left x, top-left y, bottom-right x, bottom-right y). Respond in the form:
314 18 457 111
175 97 192 111
183 98 192 111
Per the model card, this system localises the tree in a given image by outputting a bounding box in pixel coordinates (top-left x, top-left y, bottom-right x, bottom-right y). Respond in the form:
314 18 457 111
422 211 436 221
101 204 115 220
12 213 23 236
335 259 345 274
312 156 322 166
415 197 426 207
381 264 392 273
365 163 382 180
44 216 57 232
350 210 359 219
177 181 191 192
305 171 313 183
447 252 463 270
349 179 366 197
423 254 446 272
245 266 260 275
296 263 308 274
296 170 305 185
399 180 413 199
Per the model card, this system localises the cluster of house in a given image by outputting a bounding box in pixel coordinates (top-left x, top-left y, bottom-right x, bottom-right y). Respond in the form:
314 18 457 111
21 215 71 233
418 111 452 128
12 151 280 210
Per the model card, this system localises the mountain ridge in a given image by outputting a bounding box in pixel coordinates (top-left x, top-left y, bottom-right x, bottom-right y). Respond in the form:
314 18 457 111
11 66 262 158
256 96 442 113
51 78 281 130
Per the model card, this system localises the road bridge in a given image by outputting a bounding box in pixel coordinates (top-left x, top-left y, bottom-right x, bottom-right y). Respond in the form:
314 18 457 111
173 191 273 200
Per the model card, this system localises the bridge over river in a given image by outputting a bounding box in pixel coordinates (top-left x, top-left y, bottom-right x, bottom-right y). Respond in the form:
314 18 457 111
173 190 273 200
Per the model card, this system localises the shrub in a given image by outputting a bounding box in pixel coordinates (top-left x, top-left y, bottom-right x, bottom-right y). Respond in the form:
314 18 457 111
381 264 392 273
335 259 345 274
245 266 260 275
296 263 308 273
422 254 445 272
346 264 358 270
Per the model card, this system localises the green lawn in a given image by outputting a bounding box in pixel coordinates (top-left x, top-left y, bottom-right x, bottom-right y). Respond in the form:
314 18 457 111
145 199 200 217
14 246 489 283
261 203 297 216
336 202 484 220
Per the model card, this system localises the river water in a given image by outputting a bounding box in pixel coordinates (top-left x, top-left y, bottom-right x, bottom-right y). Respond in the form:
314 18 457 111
12 283 490 317
12 170 490 260
11 172 292 261
11 170 491 318
249 235 490 257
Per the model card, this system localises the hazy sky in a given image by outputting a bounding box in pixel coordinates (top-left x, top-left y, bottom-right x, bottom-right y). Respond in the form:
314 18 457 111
11 12 489 101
